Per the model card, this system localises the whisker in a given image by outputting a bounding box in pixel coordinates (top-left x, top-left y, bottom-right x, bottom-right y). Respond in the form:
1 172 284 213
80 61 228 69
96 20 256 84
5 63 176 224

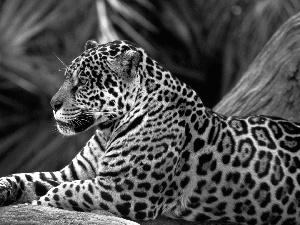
58 68 67 72
52 52 69 74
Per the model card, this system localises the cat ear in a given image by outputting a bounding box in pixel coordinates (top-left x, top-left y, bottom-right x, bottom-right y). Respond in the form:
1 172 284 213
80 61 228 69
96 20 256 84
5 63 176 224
85 40 99 51
109 50 141 81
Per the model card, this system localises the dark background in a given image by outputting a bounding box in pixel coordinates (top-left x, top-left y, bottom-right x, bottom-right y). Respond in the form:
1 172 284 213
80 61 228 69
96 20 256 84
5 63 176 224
0 0 300 176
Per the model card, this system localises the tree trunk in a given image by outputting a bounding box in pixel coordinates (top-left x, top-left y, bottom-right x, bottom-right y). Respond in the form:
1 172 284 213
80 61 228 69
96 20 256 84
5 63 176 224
213 13 300 123
1 11 300 225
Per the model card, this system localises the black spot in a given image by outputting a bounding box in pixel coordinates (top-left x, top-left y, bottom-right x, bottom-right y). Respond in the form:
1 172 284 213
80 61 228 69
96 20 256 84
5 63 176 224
137 173 147 180
235 216 245 223
217 202 227 211
65 190 73 197
181 163 190 172
222 155 231 164
124 179 134 190
207 125 216 145
146 57 154 66
194 213 211 221
232 157 241 167
226 172 240 184
20 180 25 191
204 207 212 212
282 218 296 225
208 187 217 194
296 191 300 207
35 181 49 196
69 199 79 207
221 187 233 196
137 182 151 191
275 186 284 200
187 196 201 208
116 202 131 216
282 196 289 205
210 160 217 171
101 191 113 202
211 171 222 184
285 176 295 194
261 211 270 222
134 191 147 198
182 124 192 150
25 174 33 182
180 209 192 217
14 175 21 183
180 176 190 188
134 202 147 212
131 168 139 177
206 196 218 204
142 164 151 171
194 180 206 195
234 202 243 214
135 211 147 220
151 172 165 180
149 196 159 204
247 218 257 225
119 194 131 201
272 204 283 215
115 184 124 192
182 150 190 161
53 194 59 201
100 202 109 210
165 190 174 196
158 197 164 205
297 173 300 185
247 205 256 216
191 114 197 123
148 211 154 218
83 193 93 205
197 153 213 175
153 184 160 194
197 119 209 135
218 217 230 222
287 202 296 215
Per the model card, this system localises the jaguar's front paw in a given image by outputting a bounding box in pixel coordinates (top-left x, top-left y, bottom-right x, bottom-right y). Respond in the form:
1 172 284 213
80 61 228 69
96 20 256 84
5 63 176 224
0 179 14 206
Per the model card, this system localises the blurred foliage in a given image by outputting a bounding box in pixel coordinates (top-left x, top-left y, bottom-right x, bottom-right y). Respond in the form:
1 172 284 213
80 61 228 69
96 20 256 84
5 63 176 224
0 0 98 176
0 0 300 176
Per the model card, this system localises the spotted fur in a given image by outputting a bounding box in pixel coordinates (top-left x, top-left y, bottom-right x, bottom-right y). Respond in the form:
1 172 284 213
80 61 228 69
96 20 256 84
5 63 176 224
1 40 300 224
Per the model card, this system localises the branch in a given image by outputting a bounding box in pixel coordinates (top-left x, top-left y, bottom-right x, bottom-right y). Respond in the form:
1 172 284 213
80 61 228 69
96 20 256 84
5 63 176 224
0 204 138 225
214 13 300 122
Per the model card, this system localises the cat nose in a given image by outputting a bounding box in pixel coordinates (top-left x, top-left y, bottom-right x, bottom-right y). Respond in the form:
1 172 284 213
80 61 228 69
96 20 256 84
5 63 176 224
50 99 63 112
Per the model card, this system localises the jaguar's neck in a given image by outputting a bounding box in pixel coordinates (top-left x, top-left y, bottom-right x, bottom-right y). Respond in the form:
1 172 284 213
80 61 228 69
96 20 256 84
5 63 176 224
147 65 228 149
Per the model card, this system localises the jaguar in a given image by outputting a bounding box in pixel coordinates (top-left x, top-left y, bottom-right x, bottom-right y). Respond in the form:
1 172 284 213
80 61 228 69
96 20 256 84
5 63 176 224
1 40 300 225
